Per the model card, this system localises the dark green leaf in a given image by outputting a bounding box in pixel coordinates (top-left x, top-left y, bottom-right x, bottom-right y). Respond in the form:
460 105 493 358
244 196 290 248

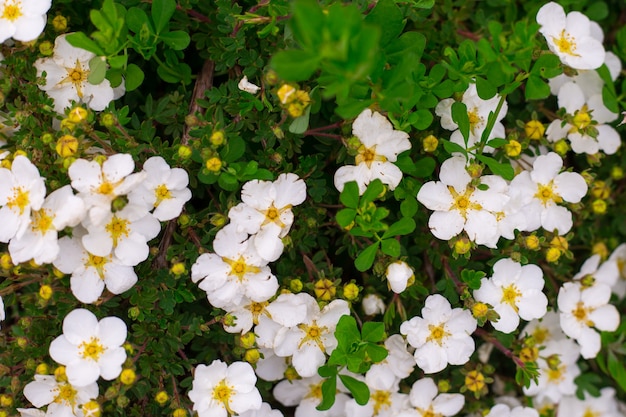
531 54 562 79
486 138 508 148
382 217 416 239
361 179 384 204
441 139 467 156
65 32 105 56
160 31 191 50
476 154 514 181
271 49 320 81
525 75 550 100
108 54 127 69
361 322 385 343
381 238 401 257
340 181 360 209
339 375 370 405
125 64 144 91
316 377 337 410
386 31 426 63
126 7 152 33
400 198 418 218
365 343 389 363
291 0 324 48
364 0 405 47
475 76 497 100
152 0 176 33
355 242 379 272
335 315 361 347
451 101 470 143
336 208 357 228
607 351 626 392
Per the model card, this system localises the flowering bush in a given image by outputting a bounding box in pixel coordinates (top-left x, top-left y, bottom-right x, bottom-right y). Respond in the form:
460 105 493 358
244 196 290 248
1 0 626 417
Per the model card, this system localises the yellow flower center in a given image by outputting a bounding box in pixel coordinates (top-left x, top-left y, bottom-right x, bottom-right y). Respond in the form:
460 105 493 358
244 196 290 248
246 301 269 325
224 256 260 281
427 323 450 346
307 382 324 400
572 301 594 326
62 60 89 98
87 253 109 279
535 182 563 207
449 186 482 219
552 29 580 56
355 145 387 168
6 186 30 215
1 1 22 21
105 216 130 247
582 408 600 417
418 406 441 417
54 382 77 407
547 365 565 382
154 184 172 205
298 321 327 351
468 108 483 133
571 105 592 132
98 181 115 195
532 327 549 345
371 390 392 415
212 380 235 414
31 208 55 234
79 337 106 361
262 203 290 228
501 284 521 311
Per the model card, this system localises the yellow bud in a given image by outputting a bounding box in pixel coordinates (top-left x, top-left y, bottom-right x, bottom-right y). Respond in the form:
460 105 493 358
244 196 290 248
525 235 540 251
39 40 54 56
437 379 451 393
550 235 568 251
244 348 261 364
240 332 256 349
0 410 6 417
611 166 624 180
504 139 522 157
422 135 439 152
100 113 116 128
343 283 359 301
123 342 134 354
472 302 489 319
170 262 186 276
277 84 297 104
546 354 561 371
36 363 49 375
454 237 472 255
56 134 79 157
62 156 77 170
591 199 607 214
0 395 12 407
591 181 610 199
184 114 199 127
60 118 76 132
284 366 299 381
120 369 136 385
545 247 561 263
94 155 107 165
289 278 303 293
68 107 88 124
178 145 192 160
39 284 53 300
14 150 27 157
210 131 225 146
205 156 222 172
524 120 545 140
519 346 539 363
554 139 570 156
155 391 169 406
82 400 101 417
209 213 227 227
467 163 483 178
592 242 609 260
53 267 65 278
52 15 68 32
314 278 336 301
172 408 187 417
41 133 54 144
464 370 486 393
0 253 12 270
55 366 68 382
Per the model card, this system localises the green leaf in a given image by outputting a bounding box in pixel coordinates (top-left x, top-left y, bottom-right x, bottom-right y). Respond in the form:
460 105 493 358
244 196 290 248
126 7 152 34
386 31 426 63
414 157 436 178
441 139 467 156
365 343 389 363
88 56 107 85
339 374 370 406
531 54 562 80
317 364 338 378
361 179 384 204
607 351 626 392
355 242 379 272
221 136 246 163
584 1 608 21
476 154 514 181
289 104 311 134
382 217 416 239
364 0 405 47
340 181 360 209
108 54 127 69
316 377 338 411
451 101 470 143
602 85 619 113
413 0 434 8
525 75 550 100
160 30 191 50
65 32 105 56
335 315 361 347
218 172 239 191
486 138 508 149
125 63 144 91
152 0 176 33
400 198 418 218
291 0 324 49
475 76 497 100
336 208 356 228
381 238 400 257
361 322 385 343
271 49 320 81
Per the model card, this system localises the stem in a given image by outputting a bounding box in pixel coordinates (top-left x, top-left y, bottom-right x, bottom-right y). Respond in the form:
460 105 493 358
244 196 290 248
476 93 507 155
475 328 526 368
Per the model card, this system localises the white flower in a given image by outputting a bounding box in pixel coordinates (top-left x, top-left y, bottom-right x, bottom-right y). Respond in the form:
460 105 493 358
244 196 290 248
188 360 262 417
273 296 350 377
473 258 548 333
0 0 51 43
0 295 4 329
22 374 98 417
221 297 270 334
238 76 261 94
345 370 408 417
334 109 411 194
557 281 619 359
238 402 284 417
228 173 307 262
509 152 587 234
523 339 580 403
53 233 138 304
546 82 619 155
608 243 626 297
368 334 415 381
8 185 85 265
400 294 477 374
35 34 124 114
254 348 289 381
485 404 539 417
273 374 350 417
417 155 509 248
520 311 567 347
435 83 507 153
536 2 605 70
49 308 127 387
573 254 619 288
557 388 622 417
191 224 278 309
362 294 386 316
386 261 414 294
129 156 192 221
396 377 464 417
0 155 46 243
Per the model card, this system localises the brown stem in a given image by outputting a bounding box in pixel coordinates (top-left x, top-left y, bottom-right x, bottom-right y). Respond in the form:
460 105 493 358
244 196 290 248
475 327 525 368
153 219 177 269
182 60 215 145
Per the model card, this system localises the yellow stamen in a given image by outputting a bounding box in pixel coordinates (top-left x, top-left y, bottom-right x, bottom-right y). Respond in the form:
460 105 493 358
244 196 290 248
154 184 172 205
6 187 30 215
552 29 580 56
223 256 260 281
105 216 130 247
31 208 54 234
427 323 450 346
535 182 563 207
79 337 105 361
355 145 387 168
501 284 521 311
1 1 22 22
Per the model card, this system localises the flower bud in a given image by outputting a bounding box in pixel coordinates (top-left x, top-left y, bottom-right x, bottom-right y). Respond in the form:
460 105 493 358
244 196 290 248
82 400 101 417
525 235 540 251
117 395 130 408
545 247 561 263
41 133 54 144
471 302 489 320
591 199 607 214
100 113 117 128
519 346 539 363
170 262 186 276
155 391 169 405
0 394 13 407
314 278 336 301
611 166 624 180
210 131 225 146
39 41 54 56
120 369 136 385
52 15 68 32
504 139 522 157
244 348 261 364
173 408 187 417
277 84 297 104
343 283 359 301
592 242 608 260
524 120 545 140
289 278 303 293
56 134 79 157
454 237 472 255
362 294 385 315
54 366 68 382
422 135 439 152
0 253 12 270
36 363 49 375
39 284 53 300
178 145 192 160
205 156 222 172
185 114 199 127
554 139 569 156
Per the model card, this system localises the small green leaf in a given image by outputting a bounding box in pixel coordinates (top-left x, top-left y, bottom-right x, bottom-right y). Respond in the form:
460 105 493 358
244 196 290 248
336 208 356 228
475 76 497 100
486 138 508 149
382 217 416 239
108 54 128 69
335 315 361 347
441 139 467 156
400 198 418 218
340 181 360 209
355 242 379 272
65 32 105 56
152 0 176 33
364 0 405 47
525 75 550 100
365 343 389 363
88 56 107 85
607 351 626 392
451 101 470 143
339 374 370 406
160 30 191 50
361 322 385 343
289 105 311 134
531 54 562 79
271 49 320 81
218 172 239 191
361 179 384 204
221 136 246 163
126 7 152 34
476 154 514 181
125 64 144 91
316 377 338 411
381 238 401 257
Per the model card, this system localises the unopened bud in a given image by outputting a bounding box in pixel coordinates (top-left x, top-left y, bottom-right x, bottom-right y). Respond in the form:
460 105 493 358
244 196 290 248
422 135 439 152
52 15 68 32
524 120 545 140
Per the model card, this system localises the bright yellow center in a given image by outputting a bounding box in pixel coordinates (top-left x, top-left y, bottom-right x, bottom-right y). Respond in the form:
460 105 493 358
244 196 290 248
418 406 440 417
501 284 521 310
6 186 30 215
298 321 327 351
262 203 290 228
307 382 323 400
427 323 449 346
449 186 481 219
60 60 89 98
355 145 387 168
468 108 483 133
547 365 564 382
572 301 594 326
105 216 130 247
582 408 600 417
535 182 562 206
54 382 77 406
247 301 268 325
154 184 172 205
553 29 579 56
224 256 260 281
31 208 54 234
79 337 105 361
86 253 108 279
98 181 115 195
1 2 22 21
212 380 235 413
571 106 592 132
371 390 391 415
532 327 549 345
465 370 486 392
